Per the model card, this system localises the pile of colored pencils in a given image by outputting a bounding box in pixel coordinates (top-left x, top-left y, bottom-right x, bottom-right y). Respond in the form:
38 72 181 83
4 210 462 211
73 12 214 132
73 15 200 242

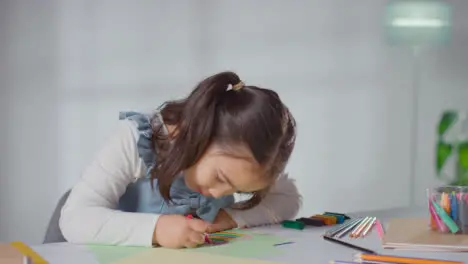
325 216 383 239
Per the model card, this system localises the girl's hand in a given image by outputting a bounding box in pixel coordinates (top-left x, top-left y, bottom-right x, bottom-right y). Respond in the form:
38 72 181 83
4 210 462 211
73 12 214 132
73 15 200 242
153 214 208 248
206 209 238 233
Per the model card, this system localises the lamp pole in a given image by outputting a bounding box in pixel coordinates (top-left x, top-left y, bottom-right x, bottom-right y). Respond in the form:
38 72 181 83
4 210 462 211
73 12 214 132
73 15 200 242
409 45 421 207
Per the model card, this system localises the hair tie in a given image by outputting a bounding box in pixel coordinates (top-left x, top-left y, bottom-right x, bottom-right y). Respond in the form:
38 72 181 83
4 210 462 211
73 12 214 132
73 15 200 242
232 81 244 91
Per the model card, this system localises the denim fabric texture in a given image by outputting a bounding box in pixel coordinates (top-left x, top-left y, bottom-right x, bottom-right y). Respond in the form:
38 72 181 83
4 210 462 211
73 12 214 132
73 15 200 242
117 111 234 222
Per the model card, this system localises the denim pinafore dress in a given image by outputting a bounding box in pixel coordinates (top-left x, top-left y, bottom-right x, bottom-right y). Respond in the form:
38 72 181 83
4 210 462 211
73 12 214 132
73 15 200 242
117 111 234 222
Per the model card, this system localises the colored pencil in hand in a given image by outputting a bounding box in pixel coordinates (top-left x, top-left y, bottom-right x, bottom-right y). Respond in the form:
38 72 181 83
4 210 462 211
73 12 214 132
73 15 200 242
336 218 363 238
186 214 212 244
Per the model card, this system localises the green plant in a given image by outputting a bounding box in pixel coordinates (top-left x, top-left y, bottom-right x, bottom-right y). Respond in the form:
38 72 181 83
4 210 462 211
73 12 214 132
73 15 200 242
436 111 468 185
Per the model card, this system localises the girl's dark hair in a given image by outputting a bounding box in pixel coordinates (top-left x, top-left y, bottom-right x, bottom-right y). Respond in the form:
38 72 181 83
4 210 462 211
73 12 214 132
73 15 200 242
151 71 296 210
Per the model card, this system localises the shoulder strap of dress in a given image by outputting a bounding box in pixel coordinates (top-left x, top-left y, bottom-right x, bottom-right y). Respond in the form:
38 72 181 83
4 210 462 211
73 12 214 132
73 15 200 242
119 111 157 176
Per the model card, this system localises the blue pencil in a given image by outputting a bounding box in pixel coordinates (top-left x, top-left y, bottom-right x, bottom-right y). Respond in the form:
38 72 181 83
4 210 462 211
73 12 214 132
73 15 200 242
451 192 458 221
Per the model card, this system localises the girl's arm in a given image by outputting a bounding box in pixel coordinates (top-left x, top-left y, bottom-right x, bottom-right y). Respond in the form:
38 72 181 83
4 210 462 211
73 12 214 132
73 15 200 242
59 120 159 247
225 173 302 228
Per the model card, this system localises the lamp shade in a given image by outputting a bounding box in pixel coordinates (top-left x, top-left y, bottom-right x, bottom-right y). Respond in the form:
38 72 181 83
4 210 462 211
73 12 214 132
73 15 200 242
385 0 452 46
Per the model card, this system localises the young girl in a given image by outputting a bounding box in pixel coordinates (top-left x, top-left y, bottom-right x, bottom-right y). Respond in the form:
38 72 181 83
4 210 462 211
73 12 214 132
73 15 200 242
59 71 301 249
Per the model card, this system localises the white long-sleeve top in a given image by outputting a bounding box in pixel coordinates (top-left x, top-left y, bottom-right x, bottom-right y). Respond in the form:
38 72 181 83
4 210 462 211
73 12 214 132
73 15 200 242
59 119 302 247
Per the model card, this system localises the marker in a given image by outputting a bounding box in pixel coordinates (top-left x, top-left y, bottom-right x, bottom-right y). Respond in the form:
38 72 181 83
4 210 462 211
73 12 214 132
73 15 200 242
323 213 345 224
281 220 305 230
312 215 337 225
296 217 325 226
324 212 351 220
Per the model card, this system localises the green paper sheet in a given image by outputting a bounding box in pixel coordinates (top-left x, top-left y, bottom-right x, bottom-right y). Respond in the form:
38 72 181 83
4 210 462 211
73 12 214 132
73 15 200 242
87 245 148 264
87 230 287 263
185 230 288 258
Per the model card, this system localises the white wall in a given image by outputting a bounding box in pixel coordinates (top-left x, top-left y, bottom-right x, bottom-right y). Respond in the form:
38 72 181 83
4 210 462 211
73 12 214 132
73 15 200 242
0 0 467 244
413 2 468 206
0 0 61 243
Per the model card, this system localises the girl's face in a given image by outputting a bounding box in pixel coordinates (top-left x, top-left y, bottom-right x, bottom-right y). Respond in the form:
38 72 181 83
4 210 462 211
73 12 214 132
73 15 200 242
184 144 269 198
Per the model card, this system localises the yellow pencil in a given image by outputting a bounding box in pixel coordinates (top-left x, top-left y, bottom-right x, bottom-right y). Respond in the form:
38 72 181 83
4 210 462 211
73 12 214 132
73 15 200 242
10 241 48 264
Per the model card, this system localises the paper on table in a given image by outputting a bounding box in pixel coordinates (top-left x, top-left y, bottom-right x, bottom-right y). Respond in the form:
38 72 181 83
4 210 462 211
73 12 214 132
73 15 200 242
87 245 148 264
186 231 287 258
114 247 282 264
87 229 288 263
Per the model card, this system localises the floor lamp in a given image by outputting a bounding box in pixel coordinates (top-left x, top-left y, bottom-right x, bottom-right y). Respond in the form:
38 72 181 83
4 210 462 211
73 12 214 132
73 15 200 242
384 0 452 206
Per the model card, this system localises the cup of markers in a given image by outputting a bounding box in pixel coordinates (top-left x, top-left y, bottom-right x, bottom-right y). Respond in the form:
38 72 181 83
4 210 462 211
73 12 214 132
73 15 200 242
427 186 468 234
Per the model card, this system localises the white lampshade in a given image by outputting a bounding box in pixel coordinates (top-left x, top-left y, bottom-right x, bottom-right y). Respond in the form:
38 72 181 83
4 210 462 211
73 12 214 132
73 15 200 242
385 0 452 46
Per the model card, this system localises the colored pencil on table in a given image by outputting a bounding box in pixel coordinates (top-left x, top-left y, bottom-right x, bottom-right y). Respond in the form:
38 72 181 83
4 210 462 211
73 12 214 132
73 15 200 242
336 218 363 238
323 235 376 254
361 217 376 237
349 217 367 238
355 253 464 264
351 217 371 238
326 219 354 234
326 218 361 237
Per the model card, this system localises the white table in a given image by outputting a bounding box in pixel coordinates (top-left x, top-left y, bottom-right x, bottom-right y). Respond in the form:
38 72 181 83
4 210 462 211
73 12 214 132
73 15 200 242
32 207 468 263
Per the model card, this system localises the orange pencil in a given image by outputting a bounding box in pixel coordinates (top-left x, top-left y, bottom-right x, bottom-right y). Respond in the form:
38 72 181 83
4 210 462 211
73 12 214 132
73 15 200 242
361 217 376 237
355 253 463 264
350 217 371 238
442 193 451 215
